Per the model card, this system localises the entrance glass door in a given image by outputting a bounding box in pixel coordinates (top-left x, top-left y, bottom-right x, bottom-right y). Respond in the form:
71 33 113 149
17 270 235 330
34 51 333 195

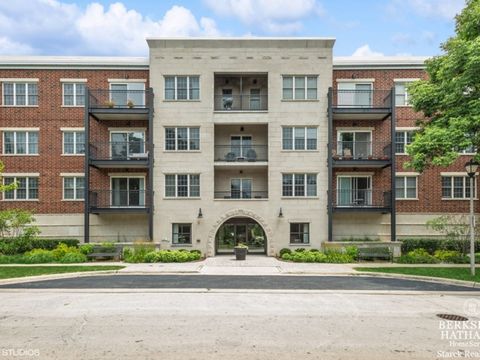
338 132 371 159
231 136 252 159
337 176 371 207
215 218 266 254
111 177 145 207
111 132 145 160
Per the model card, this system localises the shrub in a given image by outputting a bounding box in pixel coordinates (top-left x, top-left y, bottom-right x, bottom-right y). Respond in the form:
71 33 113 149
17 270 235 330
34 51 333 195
190 249 202 256
143 249 201 263
433 250 469 264
79 244 94 255
339 237 380 242
0 254 25 264
323 249 354 263
401 238 480 255
345 246 358 260
59 252 87 263
281 253 292 261
23 249 56 264
294 248 306 253
122 242 156 263
0 238 79 255
281 249 353 263
396 248 439 264
0 209 40 238
279 248 291 257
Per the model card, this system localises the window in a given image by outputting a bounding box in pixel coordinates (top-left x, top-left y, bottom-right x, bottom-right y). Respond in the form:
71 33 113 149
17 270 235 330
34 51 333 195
111 177 145 207
62 83 85 106
164 76 200 100
63 177 84 200
337 176 372 206
395 82 413 106
172 223 192 244
3 131 38 155
3 177 38 200
395 131 414 154
337 131 372 158
282 127 317 150
442 176 476 199
110 131 145 159
231 179 252 199
109 82 145 107
63 131 85 155
2 82 38 106
396 176 417 199
165 127 200 151
282 174 317 197
337 82 372 107
282 76 317 100
165 174 200 198
290 223 310 244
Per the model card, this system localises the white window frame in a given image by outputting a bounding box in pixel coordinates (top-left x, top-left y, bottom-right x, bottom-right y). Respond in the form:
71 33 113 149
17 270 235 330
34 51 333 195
62 176 85 201
395 130 415 155
394 79 419 107
282 75 318 100
2 130 39 155
164 127 200 151
62 130 85 155
282 173 317 198
395 174 418 200
441 174 477 200
108 81 146 106
1 80 39 107
337 130 373 157
336 175 373 206
62 82 86 107
109 175 146 208
2 175 39 201
163 75 200 101
164 174 200 198
282 126 317 150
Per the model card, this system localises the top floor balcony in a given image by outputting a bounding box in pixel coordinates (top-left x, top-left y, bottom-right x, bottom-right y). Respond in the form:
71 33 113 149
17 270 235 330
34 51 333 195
214 74 268 112
88 88 152 121
330 87 393 120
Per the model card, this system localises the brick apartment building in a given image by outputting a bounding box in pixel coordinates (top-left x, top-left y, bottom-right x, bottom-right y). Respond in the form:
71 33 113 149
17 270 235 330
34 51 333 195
0 38 476 256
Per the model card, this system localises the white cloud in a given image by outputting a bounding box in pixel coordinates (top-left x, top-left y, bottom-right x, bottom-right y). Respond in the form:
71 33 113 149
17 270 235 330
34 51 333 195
0 1 221 56
204 0 321 34
388 0 464 20
351 44 385 57
0 36 34 55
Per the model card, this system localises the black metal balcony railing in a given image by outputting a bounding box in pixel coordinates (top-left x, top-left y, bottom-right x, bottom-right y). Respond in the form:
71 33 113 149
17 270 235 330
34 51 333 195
214 94 268 111
334 141 392 160
89 190 150 209
214 191 268 199
334 189 392 208
214 145 268 162
89 142 149 161
332 89 392 109
89 89 151 109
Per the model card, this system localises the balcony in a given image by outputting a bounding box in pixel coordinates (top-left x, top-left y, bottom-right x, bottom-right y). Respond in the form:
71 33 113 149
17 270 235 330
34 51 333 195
214 94 268 112
89 190 151 214
333 189 392 213
214 191 268 200
89 142 150 168
214 144 268 165
88 89 152 121
333 141 392 168
330 89 392 120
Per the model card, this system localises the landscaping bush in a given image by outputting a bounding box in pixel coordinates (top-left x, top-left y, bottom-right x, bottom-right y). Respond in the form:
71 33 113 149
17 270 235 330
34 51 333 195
143 249 201 263
339 237 380 242
279 248 291 257
79 244 94 255
59 252 87 263
23 249 56 264
401 238 480 255
323 249 355 263
396 248 439 264
0 254 25 264
122 242 156 263
0 238 79 255
433 250 469 264
345 246 359 260
281 249 354 263
294 248 306 253
92 242 117 253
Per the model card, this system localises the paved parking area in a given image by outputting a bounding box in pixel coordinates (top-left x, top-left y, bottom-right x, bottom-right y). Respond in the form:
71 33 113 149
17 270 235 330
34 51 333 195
1 274 477 291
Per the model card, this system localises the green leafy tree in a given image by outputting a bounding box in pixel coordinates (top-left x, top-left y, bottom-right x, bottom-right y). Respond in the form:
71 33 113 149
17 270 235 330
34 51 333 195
0 161 16 193
406 0 480 171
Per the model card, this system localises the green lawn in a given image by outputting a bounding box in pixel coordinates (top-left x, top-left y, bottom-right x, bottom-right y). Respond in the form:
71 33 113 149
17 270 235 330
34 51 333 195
355 267 480 282
0 265 125 279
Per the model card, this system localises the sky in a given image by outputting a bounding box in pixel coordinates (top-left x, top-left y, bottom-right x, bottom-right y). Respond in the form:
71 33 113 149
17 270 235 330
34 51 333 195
0 0 466 57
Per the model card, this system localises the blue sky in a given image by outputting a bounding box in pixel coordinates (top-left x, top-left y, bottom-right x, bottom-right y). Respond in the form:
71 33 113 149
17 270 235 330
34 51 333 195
0 0 465 57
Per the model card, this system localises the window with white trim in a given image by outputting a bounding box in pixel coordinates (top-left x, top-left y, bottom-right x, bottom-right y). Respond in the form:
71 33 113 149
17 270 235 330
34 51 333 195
63 131 85 155
62 83 85 106
165 127 200 150
282 76 317 100
172 223 192 244
3 131 38 155
395 176 417 199
282 127 317 150
290 223 310 244
395 82 413 106
3 177 38 200
282 174 317 197
164 76 199 100
165 174 200 198
2 82 38 106
395 131 414 154
63 177 84 200
442 176 476 199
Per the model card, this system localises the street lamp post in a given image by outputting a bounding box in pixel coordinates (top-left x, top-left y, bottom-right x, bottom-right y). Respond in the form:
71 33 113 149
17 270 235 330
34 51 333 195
465 159 479 276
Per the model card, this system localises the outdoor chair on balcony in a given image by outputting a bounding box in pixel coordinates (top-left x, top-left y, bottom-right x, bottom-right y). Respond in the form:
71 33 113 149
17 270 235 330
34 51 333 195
246 148 257 162
225 152 236 162
223 97 233 110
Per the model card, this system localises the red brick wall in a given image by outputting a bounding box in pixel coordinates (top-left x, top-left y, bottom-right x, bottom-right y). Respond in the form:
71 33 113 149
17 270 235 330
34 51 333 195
0 68 149 214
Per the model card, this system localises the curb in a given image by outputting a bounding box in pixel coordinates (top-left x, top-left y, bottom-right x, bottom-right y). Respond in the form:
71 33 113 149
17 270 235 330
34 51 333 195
0 270 122 286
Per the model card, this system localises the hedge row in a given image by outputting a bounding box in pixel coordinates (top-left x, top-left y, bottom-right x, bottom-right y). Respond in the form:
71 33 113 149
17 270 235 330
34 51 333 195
400 238 480 255
0 238 79 255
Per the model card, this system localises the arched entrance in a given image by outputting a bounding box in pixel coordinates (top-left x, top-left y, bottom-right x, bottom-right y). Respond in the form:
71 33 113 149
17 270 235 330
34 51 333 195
215 217 267 254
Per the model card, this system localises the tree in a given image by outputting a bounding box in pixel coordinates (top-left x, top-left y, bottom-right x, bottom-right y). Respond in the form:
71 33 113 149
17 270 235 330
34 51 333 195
406 0 480 171
0 161 16 193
